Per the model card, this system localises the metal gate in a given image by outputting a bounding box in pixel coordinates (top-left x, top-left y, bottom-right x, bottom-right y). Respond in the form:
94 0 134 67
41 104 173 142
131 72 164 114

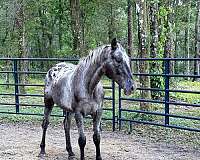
0 58 200 132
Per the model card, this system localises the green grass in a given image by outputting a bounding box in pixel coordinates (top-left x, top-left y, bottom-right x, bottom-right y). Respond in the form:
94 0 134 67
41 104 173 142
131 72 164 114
171 80 200 104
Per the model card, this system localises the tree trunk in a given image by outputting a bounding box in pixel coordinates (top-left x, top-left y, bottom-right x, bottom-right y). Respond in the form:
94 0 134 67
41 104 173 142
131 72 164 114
136 0 151 110
164 1 175 74
149 3 158 58
149 2 162 99
193 0 200 81
127 0 133 63
81 9 85 51
108 4 116 42
174 4 180 74
58 0 63 50
15 0 28 94
38 6 46 56
2 5 10 89
70 0 82 56
185 1 191 79
132 1 139 74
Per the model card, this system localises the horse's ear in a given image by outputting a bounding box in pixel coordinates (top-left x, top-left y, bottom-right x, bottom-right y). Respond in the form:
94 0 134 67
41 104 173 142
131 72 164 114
111 38 117 50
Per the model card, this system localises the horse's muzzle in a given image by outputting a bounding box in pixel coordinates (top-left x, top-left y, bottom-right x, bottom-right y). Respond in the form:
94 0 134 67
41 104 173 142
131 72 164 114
123 79 136 96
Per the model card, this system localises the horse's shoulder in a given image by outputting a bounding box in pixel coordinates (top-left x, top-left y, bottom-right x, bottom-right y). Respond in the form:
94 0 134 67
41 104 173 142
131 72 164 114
93 82 104 102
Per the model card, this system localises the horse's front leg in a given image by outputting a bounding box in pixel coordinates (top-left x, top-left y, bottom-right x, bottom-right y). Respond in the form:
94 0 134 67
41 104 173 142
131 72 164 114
75 112 86 160
92 108 103 160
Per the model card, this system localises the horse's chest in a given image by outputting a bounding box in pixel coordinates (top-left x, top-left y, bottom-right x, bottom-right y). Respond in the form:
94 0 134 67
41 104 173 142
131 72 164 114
74 99 99 116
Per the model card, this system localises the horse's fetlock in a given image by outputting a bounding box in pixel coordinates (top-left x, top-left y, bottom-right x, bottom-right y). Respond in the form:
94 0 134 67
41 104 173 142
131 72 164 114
78 136 86 148
93 133 100 145
40 143 45 149
68 152 75 157
96 156 102 160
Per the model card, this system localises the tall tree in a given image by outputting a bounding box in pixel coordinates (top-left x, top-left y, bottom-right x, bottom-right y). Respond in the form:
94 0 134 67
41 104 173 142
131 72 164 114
15 0 28 93
58 0 63 50
193 0 200 81
164 1 175 74
108 4 116 42
136 0 151 110
70 0 82 56
150 2 159 59
149 1 163 99
127 0 133 61
185 1 191 79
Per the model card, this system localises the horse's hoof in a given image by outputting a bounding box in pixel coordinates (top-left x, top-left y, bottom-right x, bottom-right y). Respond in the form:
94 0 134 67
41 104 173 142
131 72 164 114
68 155 76 160
96 156 102 160
38 152 46 158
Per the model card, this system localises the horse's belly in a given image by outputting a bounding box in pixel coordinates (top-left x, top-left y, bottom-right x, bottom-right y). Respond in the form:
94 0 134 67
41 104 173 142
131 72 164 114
52 75 74 111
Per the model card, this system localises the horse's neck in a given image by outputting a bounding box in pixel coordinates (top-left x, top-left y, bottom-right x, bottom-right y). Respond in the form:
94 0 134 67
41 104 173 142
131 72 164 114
75 54 104 97
85 59 104 95
87 64 104 95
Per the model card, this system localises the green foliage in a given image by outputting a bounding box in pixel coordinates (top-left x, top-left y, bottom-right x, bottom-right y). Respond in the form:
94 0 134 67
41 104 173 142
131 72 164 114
0 0 130 57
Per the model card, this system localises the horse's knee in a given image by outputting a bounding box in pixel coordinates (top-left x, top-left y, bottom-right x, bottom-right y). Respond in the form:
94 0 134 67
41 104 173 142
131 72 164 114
78 135 86 149
63 114 71 130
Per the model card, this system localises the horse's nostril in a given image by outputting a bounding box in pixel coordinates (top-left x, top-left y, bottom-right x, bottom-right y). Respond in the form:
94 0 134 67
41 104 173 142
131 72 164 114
131 86 134 91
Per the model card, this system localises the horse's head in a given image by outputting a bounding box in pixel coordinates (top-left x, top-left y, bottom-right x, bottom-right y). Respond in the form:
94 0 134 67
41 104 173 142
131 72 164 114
103 38 136 96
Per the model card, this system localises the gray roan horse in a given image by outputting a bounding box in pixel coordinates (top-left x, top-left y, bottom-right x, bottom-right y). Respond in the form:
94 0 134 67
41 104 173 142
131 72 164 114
39 38 136 160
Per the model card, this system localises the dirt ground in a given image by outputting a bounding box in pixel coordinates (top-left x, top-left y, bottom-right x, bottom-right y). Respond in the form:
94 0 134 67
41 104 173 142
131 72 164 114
0 122 199 160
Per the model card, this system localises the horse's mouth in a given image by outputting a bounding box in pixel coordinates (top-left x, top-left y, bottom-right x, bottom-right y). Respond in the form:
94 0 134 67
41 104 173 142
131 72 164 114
123 78 135 96
124 87 133 96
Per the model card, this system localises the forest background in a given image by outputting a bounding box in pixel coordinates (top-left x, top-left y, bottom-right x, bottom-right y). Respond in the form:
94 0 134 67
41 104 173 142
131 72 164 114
1 0 200 107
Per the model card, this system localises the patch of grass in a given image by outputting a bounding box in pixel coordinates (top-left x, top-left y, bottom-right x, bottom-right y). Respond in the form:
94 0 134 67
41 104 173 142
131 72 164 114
170 117 200 129
171 80 200 104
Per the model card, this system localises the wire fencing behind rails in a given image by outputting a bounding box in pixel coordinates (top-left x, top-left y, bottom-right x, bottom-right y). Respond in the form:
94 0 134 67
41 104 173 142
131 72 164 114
0 58 200 132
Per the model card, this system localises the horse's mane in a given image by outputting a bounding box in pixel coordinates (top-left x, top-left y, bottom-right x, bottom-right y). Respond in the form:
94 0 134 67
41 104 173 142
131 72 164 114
77 45 109 68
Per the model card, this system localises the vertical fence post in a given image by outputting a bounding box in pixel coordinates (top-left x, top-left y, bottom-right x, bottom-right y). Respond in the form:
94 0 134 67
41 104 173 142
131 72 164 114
13 60 19 113
112 80 115 131
118 85 122 130
164 58 170 125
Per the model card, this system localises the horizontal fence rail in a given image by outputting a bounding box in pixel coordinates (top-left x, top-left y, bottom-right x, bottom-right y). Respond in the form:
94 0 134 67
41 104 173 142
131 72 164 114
0 58 200 132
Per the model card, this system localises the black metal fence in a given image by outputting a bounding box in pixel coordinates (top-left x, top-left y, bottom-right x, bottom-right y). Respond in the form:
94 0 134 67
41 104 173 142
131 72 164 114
0 58 200 132
119 58 200 132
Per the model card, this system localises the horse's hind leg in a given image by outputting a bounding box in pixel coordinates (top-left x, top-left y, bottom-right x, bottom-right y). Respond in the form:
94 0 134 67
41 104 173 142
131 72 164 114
75 112 86 160
63 111 75 159
92 108 103 160
39 98 54 156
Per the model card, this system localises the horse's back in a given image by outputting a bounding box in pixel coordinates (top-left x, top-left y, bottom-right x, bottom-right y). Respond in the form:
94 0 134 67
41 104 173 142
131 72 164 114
44 62 76 111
